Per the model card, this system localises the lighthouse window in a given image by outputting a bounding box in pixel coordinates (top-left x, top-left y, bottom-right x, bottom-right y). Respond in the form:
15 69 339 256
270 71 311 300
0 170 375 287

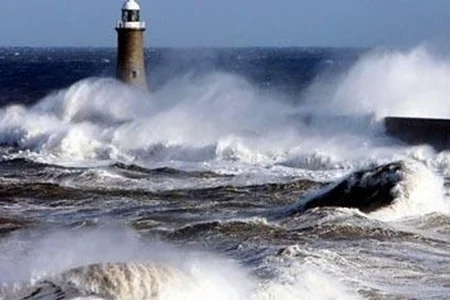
129 11 140 22
122 10 140 22
132 70 139 78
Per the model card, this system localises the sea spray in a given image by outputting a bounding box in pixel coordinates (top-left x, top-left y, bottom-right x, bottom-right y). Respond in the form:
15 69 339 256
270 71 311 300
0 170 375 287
1 47 450 175
0 74 393 172
0 74 297 166
289 159 449 221
302 46 450 119
0 227 253 300
0 227 364 300
368 160 449 221
4 47 450 300
253 262 362 300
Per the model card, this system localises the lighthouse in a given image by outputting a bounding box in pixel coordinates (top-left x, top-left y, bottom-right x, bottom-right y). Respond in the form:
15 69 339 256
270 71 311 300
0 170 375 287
116 0 147 87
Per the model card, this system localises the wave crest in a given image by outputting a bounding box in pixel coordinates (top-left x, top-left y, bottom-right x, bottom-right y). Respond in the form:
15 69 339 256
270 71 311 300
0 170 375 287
291 160 449 221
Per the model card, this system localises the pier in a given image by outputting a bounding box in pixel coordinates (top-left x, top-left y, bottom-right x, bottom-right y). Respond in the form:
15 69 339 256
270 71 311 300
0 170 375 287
384 117 450 151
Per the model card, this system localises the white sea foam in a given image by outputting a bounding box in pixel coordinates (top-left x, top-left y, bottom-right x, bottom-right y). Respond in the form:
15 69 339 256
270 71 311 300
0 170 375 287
253 265 361 300
368 160 450 221
4 46 450 300
0 227 362 300
0 75 299 168
0 226 368 300
254 248 362 300
293 159 450 221
1 46 450 180
302 46 450 119
0 228 253 300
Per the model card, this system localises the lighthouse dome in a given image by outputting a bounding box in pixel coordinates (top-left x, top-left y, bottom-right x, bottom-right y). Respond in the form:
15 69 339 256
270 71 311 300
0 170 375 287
122 0 140 10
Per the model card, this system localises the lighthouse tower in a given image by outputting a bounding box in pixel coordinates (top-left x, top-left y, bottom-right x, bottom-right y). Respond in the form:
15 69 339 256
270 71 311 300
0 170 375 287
116 0 147 87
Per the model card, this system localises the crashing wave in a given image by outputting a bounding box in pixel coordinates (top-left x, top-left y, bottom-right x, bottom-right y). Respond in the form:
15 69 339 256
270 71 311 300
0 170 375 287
2 261 251 300
289 160 448 221
3 262 177 300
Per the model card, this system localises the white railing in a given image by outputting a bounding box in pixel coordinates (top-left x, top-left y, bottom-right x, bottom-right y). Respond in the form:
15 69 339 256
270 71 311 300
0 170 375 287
116 21 146 29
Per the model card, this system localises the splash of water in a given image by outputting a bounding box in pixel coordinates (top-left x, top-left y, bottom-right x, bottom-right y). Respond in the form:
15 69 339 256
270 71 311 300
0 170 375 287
0 227 253 300
0 227 361 300
368 160 449 221
303 46 450 119
2 46 450 173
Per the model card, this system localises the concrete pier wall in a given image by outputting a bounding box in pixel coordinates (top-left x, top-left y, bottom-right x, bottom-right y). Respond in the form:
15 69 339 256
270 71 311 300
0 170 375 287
384 117 450 151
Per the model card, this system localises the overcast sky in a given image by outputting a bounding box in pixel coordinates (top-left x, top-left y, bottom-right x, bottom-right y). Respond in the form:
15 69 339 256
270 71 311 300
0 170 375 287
1 0 450 47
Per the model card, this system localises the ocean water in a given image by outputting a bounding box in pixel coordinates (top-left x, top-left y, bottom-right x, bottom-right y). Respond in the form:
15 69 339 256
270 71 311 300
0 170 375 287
1 46 450 299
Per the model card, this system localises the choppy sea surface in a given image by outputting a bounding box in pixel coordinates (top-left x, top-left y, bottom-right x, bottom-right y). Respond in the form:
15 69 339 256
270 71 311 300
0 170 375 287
2 46 450 299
